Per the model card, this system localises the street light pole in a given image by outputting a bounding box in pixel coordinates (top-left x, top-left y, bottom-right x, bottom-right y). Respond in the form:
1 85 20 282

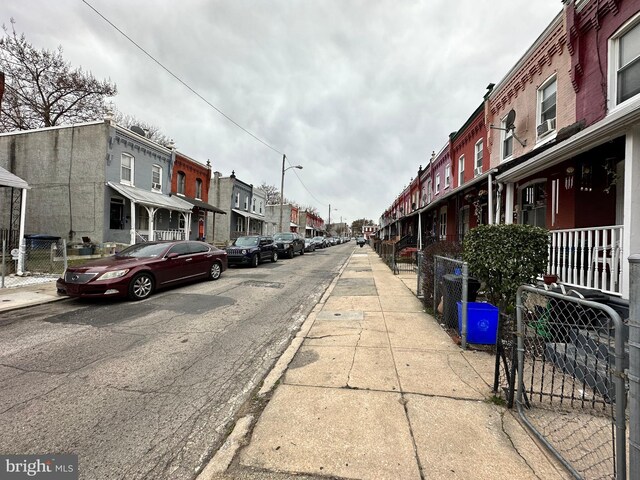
279 154 303 233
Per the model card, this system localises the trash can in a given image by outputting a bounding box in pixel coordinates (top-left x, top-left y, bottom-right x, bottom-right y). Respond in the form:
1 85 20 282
457 302 499 344
24 234 61 249
442 274 481 329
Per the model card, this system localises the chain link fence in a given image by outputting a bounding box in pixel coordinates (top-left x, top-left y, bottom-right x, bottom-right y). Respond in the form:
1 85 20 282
515 285 628 479
1 237 67 288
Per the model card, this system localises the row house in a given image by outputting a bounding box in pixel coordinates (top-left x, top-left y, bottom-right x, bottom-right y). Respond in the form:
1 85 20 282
171 152 226 242
380 0 640 300
0 116 213 247
299 210 325 237
264 203 299 235
209 171 268 244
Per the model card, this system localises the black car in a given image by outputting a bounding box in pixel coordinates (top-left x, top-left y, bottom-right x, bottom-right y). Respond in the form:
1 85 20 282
226 236 278 267
273 232 305 258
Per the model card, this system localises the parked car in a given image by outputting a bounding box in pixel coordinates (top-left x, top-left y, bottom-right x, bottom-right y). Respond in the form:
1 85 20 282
312 236 327 249
304 237 316 252
356 236 366 246
56 240 227 301
273 232 305 258
226 235 277 267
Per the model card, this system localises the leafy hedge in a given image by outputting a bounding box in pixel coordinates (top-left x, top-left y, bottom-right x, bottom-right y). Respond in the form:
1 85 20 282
421 240 463 312
462 224 549 312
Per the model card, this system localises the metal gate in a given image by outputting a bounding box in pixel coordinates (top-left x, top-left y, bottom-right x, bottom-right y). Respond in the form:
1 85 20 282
515 285 628 479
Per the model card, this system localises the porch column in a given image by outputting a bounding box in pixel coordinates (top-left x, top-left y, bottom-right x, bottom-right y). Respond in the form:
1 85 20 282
622 126 640 298
130 201 137 244
504 183 514 225
16 188 28 275
146 206 157 242
184 212 192 240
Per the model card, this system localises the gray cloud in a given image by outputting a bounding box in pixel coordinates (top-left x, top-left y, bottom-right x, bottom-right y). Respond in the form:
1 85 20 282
4 0 562 224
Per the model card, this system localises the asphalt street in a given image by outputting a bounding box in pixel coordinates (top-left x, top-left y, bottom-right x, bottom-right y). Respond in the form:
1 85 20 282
0 243 353 479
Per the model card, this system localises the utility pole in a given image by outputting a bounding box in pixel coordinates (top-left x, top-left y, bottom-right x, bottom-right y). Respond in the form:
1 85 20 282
279 155 286 233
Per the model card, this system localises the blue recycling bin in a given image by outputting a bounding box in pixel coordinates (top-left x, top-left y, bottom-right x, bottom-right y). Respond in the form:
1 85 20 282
457 301 499 344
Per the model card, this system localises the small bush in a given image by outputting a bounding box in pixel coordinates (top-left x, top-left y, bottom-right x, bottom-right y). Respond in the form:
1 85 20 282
463 224 549 312
421 240 462 311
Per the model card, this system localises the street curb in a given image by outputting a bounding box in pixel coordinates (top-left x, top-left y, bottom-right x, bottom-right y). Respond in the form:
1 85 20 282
198 248 356 477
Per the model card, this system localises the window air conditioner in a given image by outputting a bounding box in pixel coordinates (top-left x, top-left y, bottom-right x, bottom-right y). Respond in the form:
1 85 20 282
475 166 482 176
537 118 556 136
152 182 161 190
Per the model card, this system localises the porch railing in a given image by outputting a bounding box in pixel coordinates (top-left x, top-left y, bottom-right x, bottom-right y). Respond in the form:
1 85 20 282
548 225 623 295
154 230 186 241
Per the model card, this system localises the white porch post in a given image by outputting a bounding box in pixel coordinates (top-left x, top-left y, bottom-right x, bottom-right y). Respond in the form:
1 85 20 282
16 188 28 275
622 126 640 298
505 183 514 225
185 212 191 240
130 201 137 244
146 206 157 242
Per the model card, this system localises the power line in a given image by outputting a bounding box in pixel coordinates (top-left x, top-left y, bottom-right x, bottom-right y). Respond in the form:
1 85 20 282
83 0 328 208
82 0 283 156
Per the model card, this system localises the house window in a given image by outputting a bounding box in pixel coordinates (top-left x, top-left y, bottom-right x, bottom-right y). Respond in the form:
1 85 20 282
177 171 186 195
445 165 451 188
152 165 162 191
252 198 256 212
439 207 447 240
109 197 125 230
520 181 547 228
244 195 249 210
435 174 441 193
501 116 513 160
537 76 557 138
259 201 263 214
121 153 134 184
195 178 203 199
235 193 240 208
236 216 243 232
136 206 149 230
610 15 640 107
475 140 483 176
426 179 432 203
458 156 465 186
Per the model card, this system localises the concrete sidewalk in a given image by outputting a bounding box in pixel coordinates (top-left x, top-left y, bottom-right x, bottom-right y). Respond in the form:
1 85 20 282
203 246 570 479
0 280 63 314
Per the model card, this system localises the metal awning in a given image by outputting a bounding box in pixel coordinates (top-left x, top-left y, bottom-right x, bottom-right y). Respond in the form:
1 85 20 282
290 222 298 227
305 226 313 230
108 182 193 212
497 97 640 182
232 208 265 222
174 195 226 214
0 166 30 189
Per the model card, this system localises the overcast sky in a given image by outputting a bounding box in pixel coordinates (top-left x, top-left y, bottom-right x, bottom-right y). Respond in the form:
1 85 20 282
5 0 563 226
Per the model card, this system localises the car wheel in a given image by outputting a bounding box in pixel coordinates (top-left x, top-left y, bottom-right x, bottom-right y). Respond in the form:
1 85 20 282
128 273 154 301
288 248 294 259
300 247 304 255
271 251 278 262
251 254 259 268
209 261 222 280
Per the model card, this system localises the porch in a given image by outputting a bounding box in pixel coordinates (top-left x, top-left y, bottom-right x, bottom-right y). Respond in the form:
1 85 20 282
548 225 622 296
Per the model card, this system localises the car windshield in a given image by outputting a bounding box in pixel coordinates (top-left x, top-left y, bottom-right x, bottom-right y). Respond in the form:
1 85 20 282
273 233 294 241
116 243 169 258
313 237 323 241
234 237 259 247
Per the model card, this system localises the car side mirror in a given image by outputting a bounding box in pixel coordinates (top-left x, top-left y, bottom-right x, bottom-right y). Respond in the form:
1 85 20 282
167 252 180 259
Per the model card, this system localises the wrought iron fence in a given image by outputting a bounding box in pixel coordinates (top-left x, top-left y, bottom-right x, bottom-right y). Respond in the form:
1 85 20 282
493 312 517 407
515 285 628 479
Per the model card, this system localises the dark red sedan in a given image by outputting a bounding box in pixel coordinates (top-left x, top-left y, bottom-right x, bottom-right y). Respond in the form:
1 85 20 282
56 241 228 301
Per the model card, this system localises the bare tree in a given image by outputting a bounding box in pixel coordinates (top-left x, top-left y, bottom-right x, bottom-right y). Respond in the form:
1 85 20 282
300 204 319 216
113 109 171 146
260 182 281 205
0 19 117 132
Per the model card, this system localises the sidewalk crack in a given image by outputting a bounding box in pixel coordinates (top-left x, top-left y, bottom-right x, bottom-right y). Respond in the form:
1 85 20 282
499 410 543 480
345 327 363 388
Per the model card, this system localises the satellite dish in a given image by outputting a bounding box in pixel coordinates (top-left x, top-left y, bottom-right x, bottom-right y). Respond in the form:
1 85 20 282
130 125 146 137
505 109 516 130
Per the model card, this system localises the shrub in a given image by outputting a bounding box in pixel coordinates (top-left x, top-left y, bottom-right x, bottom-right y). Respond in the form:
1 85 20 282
463 224 549 312
421 240 463 312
